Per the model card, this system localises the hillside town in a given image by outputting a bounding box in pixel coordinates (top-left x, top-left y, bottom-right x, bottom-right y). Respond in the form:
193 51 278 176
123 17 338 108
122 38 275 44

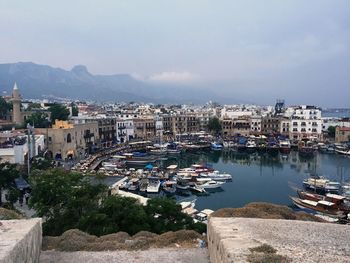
1 83 350 164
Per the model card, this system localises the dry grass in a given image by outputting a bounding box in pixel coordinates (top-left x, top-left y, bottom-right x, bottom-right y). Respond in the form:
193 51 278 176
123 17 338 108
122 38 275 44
42 229 204 251
211 202 325 222
247 244 290 263
0 207 23 220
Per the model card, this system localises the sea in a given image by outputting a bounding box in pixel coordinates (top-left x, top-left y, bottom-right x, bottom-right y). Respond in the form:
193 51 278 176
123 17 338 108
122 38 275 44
160 151 350 211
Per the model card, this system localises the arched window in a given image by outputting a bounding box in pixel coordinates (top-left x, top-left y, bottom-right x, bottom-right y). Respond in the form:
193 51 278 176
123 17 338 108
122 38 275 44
67 133 72 143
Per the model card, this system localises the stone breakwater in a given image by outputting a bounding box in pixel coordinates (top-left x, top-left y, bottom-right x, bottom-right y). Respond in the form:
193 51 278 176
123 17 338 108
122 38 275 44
208 217 350 263
0 218 42 263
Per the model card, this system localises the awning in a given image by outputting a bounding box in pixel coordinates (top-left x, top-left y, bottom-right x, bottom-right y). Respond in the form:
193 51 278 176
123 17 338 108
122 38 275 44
15 177 31 190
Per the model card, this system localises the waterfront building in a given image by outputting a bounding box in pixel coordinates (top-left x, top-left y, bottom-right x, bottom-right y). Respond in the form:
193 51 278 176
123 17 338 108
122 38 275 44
133 116 156 140
71 115 116 148
221 116 251 137
250 116 262 135
335 127 350 143
261 115 281 135
290 105 323 141
36 120 98 160
116 118 134 143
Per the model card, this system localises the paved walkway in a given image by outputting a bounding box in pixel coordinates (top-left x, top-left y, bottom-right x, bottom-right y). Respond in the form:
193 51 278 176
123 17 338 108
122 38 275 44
40 248 209 263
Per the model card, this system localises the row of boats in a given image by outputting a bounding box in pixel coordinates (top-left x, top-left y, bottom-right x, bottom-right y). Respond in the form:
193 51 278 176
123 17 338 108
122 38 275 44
118 163 232 195
213 137 350 158
290 175 350 223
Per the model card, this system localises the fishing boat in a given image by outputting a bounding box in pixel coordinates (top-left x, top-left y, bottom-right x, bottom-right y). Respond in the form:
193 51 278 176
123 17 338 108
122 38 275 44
124 152 157 165
139 178 148 192
162 181 177 194
189 183 207 194
245 138 257 153
298 141 315 158
176 178 190 190
211 142 223 151
290 196 346 218
266 138 279 156
237 137 247 152
197 180 224 189
279 139 291 154
302 176 341 193
146 178 161 193
127 178 140 191
297 190 350 213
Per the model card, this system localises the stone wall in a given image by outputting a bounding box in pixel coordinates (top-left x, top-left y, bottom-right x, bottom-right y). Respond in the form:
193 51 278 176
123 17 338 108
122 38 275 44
0 218 42 263
208 217 350 263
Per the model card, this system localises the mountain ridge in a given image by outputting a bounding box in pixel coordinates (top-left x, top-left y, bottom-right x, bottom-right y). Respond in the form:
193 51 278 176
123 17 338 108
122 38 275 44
0 62 220 103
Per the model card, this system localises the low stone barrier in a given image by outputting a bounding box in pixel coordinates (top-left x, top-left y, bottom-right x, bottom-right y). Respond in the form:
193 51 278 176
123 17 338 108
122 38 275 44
0 218 42 263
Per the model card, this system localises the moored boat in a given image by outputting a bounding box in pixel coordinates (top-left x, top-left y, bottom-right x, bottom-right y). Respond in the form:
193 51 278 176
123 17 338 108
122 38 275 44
197 180 224 189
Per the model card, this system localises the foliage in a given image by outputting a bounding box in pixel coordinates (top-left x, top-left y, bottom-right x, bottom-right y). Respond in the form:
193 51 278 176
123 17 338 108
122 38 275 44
31 157 54 170
0 162 20 205
327 126 336 138
0 97 11 119
208 116 222 135
29 169 107 236
29 169 206 236
25 112 50 128
49 104 70 123
27 103 42 110
71 104 79 116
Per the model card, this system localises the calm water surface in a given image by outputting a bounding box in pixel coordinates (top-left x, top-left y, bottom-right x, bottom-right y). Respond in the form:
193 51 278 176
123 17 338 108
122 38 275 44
162 151 350 211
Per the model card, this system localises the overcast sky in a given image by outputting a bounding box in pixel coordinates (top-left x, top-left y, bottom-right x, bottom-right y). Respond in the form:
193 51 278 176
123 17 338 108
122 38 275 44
0 0 349 106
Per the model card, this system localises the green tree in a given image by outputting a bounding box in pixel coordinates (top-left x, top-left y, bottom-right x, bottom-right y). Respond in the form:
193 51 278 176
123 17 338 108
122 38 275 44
27 103 42 110
145 198 204 234
0 162 20 205
49 104 70 123
208 117 222 135
29 169 107 235
71 105 79 116
0 97 11 119
25 112 50 128
328 126 336 138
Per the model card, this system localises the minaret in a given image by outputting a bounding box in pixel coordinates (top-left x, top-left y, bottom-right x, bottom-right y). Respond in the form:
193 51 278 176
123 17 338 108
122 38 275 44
12 82 22 125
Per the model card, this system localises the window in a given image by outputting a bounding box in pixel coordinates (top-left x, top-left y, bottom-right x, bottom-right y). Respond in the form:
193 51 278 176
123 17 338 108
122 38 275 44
67 133 72 143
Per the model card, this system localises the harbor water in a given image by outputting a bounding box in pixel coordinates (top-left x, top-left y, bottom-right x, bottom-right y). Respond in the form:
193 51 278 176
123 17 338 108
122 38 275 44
161 151 350 211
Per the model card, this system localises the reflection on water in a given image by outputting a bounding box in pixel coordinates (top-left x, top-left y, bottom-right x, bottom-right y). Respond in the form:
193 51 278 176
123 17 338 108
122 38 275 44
161 150 350 211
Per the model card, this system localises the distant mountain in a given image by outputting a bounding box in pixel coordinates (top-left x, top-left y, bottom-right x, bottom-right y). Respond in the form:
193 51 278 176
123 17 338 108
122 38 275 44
0 62 219 103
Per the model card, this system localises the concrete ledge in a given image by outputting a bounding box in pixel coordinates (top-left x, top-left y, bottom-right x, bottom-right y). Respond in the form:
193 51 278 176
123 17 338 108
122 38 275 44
208 217 350 263
0 218 42 263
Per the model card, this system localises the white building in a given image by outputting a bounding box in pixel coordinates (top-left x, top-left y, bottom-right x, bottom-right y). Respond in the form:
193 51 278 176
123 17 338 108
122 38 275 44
322 118 350 132
116 119 134 143
0 132 45 164
250 116 262 134
290 106 323 140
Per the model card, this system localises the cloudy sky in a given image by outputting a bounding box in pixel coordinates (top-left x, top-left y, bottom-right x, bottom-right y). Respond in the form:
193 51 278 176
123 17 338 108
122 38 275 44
0 0 349 106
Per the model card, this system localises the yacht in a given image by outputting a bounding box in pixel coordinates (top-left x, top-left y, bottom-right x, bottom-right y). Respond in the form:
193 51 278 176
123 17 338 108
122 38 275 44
146 179 161 193
245 138 257 153
197 180 224 189
200 171 232 181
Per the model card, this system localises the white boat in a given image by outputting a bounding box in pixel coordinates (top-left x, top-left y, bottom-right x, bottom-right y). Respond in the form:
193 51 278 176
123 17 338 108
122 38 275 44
146 179 161 193
246 139 257 152
197 180 224 189
200 170 232 181
102 162 117 171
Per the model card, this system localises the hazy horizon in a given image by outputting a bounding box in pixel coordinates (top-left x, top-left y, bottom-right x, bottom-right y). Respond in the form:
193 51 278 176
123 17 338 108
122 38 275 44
1 1 349 107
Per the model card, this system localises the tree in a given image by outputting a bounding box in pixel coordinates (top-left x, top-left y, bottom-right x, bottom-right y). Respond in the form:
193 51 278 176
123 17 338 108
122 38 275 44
27 103 42 111
49 104 70 123
0 162 20 205
328 126 336 138
71 105 79 116
0 97 11 119
208 117 222 135
29 169 107 235
25 112 50 128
